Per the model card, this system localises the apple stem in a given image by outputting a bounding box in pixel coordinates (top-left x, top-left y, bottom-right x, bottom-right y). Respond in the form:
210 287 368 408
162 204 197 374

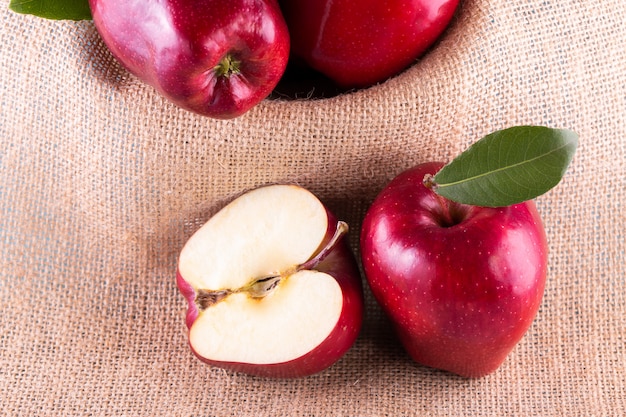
423 174 438 191
214 54 241 78
424 174 467 227
235 221 348 300
299 221 349 271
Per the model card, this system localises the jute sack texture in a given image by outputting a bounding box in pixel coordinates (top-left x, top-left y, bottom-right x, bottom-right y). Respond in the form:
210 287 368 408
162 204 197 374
1 0 624 415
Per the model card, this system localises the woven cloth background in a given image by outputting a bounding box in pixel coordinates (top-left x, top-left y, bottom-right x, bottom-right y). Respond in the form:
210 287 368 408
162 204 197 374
1 0 624 415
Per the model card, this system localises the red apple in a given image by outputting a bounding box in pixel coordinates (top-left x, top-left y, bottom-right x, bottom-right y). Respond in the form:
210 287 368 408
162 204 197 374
176 184 364 378
278 0 459 88
360 162 548 378
88 0 290 119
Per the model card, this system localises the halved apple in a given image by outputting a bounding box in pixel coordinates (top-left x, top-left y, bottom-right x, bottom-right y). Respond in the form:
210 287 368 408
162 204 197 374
176 184 364 378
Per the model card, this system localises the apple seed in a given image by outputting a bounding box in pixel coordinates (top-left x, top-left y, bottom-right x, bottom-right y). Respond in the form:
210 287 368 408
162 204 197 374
246 275 282 298
194 275 285 311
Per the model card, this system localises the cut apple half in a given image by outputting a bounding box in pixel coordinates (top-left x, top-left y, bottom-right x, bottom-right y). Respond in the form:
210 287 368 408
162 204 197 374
178 185 329 292
176 184 362 375
190 270 342 364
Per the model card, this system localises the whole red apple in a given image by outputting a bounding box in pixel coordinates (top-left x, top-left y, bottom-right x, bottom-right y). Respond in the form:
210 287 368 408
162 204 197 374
360 162 548 378
278 0 459 88
89 0 290 119
177 184 364 378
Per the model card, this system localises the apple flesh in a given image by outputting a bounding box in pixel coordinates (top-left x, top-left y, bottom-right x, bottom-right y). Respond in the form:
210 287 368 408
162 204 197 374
88 0 290 119
360 162 548 378
278 0 460 88
177 184 364 378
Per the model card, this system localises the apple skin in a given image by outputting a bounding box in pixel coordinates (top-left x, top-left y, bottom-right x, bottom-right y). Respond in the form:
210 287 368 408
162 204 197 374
278 0 459 88
360 162 548 378
88 0 290 119
177 209 364 378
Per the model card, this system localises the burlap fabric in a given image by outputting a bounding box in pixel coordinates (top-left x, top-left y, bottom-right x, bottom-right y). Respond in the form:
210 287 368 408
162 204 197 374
1 0 624 415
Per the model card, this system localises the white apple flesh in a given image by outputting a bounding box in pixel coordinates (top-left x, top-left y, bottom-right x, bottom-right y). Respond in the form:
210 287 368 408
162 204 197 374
177 184 364 378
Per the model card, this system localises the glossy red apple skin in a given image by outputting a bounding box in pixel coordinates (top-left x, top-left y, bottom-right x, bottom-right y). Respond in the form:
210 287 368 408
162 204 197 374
278 0 459 88
177 211 364 378
360 162 548 378
89 0 290 119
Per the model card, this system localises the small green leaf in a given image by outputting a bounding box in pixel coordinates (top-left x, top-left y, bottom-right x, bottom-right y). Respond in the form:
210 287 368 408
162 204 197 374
9 0 92 20
430 126 578 207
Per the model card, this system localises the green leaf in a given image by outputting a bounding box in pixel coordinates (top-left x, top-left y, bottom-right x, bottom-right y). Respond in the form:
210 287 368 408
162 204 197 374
429 126 579 207
9 0 92 20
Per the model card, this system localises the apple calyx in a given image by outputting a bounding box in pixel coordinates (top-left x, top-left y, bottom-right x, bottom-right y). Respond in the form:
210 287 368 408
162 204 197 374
192 220 349 312
214 54 242 78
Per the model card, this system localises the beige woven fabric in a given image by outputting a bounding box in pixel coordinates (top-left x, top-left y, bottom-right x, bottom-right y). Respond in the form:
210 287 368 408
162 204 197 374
1 0 624 415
